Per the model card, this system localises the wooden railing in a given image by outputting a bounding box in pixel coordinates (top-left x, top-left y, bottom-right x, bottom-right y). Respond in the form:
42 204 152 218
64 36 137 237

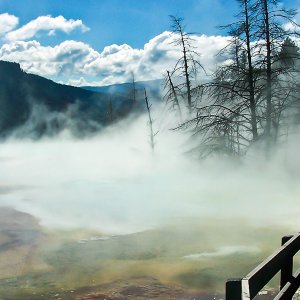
226 233 300 300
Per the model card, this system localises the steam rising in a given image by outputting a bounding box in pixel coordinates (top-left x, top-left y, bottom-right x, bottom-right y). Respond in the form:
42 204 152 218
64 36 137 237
0 109 300 235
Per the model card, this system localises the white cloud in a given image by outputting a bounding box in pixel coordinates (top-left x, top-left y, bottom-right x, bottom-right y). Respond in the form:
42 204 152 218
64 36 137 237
5 15 89 42
284 21 299 32
0 31 229 86
283 6 300 32
0 13 19 36
101 44 133 56
0 40 98 77
68 77 90 87
81 31 229 85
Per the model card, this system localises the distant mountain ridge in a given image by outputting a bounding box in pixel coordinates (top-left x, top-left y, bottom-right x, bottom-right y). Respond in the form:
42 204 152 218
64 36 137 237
0 61 141 138
82 79 163 108
82 79 162 95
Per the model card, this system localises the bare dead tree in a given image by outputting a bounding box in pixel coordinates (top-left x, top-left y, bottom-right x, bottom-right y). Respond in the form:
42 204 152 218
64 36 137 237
242 0 259 141
180 0 300 157
163 70 183 122
250 0 299 150
183 0 260 155
131 72 137 105
144 89 158 153
215 0 259 142
169 16 205 114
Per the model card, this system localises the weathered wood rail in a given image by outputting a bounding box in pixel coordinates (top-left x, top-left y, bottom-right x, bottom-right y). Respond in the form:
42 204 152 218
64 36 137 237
226 233 300 300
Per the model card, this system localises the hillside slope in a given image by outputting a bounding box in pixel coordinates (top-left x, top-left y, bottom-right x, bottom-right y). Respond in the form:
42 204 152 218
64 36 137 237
0 61 136 138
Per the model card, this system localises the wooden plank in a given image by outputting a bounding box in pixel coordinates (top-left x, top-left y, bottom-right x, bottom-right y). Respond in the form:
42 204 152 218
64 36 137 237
225 233 300 300
274 268 300 300
244 233 300 298
226 278 242 300
280 235 294 290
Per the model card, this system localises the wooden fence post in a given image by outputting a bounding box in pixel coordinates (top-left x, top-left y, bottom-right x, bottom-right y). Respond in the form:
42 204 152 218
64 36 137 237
226 279 242 300
226 233 300 300
280 235 294 292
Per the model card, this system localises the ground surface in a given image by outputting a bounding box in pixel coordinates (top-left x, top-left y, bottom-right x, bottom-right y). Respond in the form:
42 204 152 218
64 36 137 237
7 277 216 300
0 208 293 300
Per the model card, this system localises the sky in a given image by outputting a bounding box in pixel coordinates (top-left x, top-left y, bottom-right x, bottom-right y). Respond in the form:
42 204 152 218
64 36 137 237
0 0 299 86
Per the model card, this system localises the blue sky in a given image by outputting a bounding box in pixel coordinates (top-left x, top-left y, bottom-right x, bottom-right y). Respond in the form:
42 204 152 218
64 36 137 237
0 0 299 85
0 0 242 50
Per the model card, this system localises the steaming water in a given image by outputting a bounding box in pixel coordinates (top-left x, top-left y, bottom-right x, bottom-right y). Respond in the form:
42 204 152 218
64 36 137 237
0 113 300 235
1 111 300 299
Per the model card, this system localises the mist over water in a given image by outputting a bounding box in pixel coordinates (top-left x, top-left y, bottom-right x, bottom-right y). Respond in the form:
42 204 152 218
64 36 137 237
1 107 300 299
0 109 299 235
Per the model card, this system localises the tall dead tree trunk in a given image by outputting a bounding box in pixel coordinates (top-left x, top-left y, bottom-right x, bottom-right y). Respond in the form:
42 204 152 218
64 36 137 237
144 89 156 153
166 70 183 121
169 16 203 115
262 0 272 145
175 18 192 114
243 0 258 141
131 72 137 105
